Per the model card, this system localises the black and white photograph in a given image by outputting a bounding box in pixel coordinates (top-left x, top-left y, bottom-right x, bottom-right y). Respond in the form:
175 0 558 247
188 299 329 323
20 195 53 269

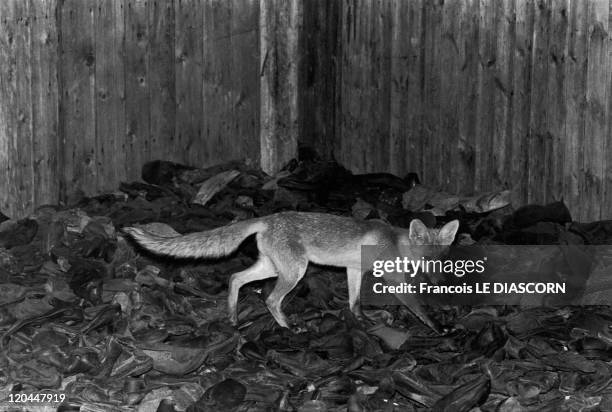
1 0 612 410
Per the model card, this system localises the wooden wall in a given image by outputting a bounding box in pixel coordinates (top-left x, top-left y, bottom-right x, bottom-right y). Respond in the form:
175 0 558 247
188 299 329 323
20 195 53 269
3 0 612 222
336 0 612 222
0 0 260 218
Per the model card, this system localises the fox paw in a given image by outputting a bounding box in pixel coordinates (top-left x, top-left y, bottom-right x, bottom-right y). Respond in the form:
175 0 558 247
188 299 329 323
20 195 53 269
287 314 307 334
290 325 307 334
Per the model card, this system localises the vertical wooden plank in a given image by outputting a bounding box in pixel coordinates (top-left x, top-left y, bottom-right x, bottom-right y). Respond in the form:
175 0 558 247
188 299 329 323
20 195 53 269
342 0 361 172
203 0 232 165
299 0 315 152
300 0 338 161
95 0 126 192
604 0 612 219
369 0 391 173
420 0 430 182
457 0 479 195
493 0 515 192
511 0 535 207
0 2 9 214
439 0 462 191
583 0 609 220
352 0 390 174
30 0 60 208
324 0 340 161
545 0 569 204
527 0 551 205
125 0 149 180
333 0 344 167
406 0 424 177
175 0 203 167
259 0 301 174
60 0 96 199
353 0 367 172
148 0 175 163
0 1 33 217
14 1 33 216
421 1 443 186
358 0 372 172
338 0 351 170
357 0 369 172
389 0 414 174
352 0 361 172
231 0 260 165
0 3 7 214
563 0 588 220
352 0 369 173
474 0 497 193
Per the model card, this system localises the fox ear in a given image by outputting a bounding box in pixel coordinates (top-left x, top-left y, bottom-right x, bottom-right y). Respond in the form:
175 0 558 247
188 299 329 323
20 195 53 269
409 219 428 240
438 220 459 245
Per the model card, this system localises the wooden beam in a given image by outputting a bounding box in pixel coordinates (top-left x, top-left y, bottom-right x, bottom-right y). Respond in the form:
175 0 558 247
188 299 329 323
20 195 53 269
259 0 301 175
30 0 60 209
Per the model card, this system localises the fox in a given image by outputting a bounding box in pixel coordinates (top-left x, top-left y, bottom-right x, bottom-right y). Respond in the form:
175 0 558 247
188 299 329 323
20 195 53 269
123 212 459 332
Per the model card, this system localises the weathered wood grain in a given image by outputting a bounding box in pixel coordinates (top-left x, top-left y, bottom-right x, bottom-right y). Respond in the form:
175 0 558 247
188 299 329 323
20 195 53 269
494 0 514 192
95 0 126 192
603 1 612 219
338 0 357 171
546 0 569 204
353 0 368 172
334 0 612 221
528 0 549 205
511 0 534 207
300 0 338 162
563 0 588 221
4 0 612 223
14 1 33 215
0 2 10 215
439 0 461 191
422 1 443 186
457 0 479 195
372 0 392 173
231 0 260 165
342 0 360 172
2 0 264 217
393 0 424 179
203 0 232 165
475 0 497 193
390 0 411 176
175 0 203 167
30 0 60 208
124 0 149 180
583 0 609 220
341 0 392 173
148 0 175 163
259 0 301 174
0 1 33 217
59 0 96 199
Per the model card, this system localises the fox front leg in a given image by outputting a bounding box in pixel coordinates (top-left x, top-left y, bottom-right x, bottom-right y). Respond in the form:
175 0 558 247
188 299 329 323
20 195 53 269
347 267 365 319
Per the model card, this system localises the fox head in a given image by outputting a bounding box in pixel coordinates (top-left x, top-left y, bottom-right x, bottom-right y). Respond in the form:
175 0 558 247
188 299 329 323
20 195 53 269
408 219 459 246
398 218 460 261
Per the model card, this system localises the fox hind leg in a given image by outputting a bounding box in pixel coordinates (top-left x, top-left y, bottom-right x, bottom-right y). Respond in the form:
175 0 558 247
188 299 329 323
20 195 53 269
265 255 308 329
228 255 277 325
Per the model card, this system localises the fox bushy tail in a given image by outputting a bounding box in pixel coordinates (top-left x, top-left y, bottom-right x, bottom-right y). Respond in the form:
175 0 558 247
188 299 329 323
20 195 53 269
123 220 265 259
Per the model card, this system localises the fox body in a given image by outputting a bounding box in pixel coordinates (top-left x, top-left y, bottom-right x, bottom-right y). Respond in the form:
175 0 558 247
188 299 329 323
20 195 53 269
124 212 459 331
